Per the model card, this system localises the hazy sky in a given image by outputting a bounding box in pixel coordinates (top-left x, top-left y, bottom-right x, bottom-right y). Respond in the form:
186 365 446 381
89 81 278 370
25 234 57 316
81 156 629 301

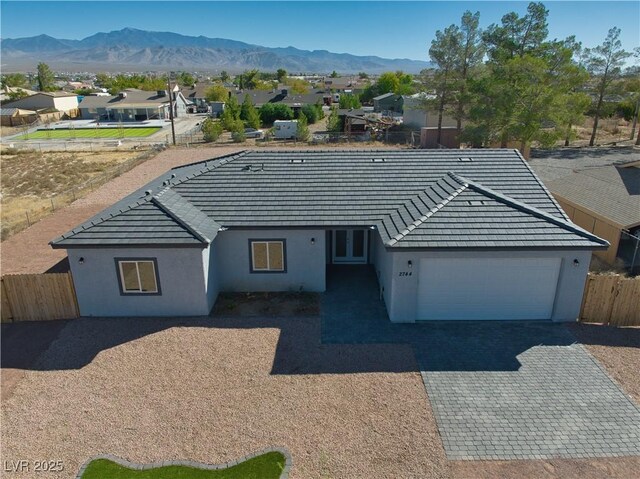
1 1 638 61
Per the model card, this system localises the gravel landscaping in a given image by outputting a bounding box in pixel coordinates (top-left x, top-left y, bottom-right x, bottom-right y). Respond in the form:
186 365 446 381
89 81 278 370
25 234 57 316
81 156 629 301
0 315 448 479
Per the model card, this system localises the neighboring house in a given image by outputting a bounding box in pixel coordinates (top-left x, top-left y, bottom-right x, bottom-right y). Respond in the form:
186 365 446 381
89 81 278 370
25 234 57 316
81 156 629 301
403 93 457 129
533 155 640 272
79 89 188 121
3 91 79 114
0 107 38 126
373 93 404 113
180 84 212 111
233 88 327 110
0 86 38 103
322 76 364 93
51 149 606 322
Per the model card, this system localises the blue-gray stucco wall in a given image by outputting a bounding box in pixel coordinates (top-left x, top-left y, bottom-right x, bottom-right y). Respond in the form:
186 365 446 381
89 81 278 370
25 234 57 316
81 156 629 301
68 247 211 317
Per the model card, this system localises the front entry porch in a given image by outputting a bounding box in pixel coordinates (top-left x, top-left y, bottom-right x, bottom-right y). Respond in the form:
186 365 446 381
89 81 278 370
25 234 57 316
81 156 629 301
327 229 370 264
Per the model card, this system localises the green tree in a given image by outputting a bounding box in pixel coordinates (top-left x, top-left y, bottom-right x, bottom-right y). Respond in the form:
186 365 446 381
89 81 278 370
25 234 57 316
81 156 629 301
201 118 223 142
240 95 261 129
220 71 230 82
178 72 195 86
205 84 229 102
330 70 339 78
428 25 463 144
230 119 246 142
339 94 362 109
259 103 294 126
220 95 241 130
582 27 632 146
36 62 55 92
277 68 287 82
358 72 369 79
465 2 588 151
452 11 485 134
94 72 112 89
296 112 310 141
301 103 323 124
326 107 342 132
7 89 30 101
377 72 400 95
236 69 260 89
1 73 28 88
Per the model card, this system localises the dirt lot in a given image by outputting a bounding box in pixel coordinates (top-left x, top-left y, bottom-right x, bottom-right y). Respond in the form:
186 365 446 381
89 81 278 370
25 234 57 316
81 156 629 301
213 292 320 317
0 144 402 274
0 148 142 240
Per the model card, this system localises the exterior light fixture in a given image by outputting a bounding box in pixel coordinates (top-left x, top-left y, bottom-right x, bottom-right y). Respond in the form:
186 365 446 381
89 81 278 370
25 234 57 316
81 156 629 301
573 259 580 267
408 260 413 268
311 237 316 245
78 257 85 264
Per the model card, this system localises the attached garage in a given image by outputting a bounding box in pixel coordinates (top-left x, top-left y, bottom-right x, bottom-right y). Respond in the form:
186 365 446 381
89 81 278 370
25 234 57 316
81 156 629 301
416 257 561 320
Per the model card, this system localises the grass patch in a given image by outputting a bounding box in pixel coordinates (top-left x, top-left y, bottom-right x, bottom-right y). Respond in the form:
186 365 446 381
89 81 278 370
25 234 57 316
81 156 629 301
14 127 162 140
80 451 286 479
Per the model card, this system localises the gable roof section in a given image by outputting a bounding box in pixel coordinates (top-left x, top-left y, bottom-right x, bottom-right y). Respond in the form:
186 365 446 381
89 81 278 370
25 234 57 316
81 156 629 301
380 173 607 249
51 149 607 250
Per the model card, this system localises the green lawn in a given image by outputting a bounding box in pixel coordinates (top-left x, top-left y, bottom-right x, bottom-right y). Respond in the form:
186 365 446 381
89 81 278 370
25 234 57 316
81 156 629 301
15 127 162 140
80 451 286 479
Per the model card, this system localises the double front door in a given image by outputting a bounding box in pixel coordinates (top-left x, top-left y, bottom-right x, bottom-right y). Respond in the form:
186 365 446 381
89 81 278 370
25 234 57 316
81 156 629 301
332 229 368 263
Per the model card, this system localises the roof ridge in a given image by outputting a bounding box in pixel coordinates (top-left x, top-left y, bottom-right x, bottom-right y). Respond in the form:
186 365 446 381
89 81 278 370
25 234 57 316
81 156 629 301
152 189 217 244
385 174 467 246
450 173 609 246
511 149 571 221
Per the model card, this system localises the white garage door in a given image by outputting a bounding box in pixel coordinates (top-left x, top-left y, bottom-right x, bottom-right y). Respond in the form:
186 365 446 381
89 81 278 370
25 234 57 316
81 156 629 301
417 257 561 320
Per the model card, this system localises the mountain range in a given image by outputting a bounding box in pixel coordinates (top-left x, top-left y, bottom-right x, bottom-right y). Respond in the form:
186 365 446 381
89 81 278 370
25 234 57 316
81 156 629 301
0 28 431 73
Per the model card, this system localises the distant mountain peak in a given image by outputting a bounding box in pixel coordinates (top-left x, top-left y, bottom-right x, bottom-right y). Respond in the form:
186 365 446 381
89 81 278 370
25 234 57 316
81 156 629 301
0 28 431 73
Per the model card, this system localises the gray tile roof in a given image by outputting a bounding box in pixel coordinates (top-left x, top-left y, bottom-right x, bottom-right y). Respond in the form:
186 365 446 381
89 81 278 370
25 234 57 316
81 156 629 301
51 149 608 250
545 165 640 228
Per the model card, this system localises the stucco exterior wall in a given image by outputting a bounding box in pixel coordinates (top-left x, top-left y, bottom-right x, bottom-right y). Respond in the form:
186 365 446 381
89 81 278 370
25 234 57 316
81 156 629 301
371 232 394 313
215 229 326 292
203 244 220 311
382 248 592 323
68 247 210 317
52 95 80 113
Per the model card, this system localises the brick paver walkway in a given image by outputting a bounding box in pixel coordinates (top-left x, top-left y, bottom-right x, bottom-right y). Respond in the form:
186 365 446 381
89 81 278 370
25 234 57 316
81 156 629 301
321 265 640 460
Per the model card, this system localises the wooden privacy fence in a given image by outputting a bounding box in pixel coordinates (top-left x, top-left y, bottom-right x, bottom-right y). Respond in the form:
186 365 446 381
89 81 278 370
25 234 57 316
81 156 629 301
580 274 640 326
1 272 79 322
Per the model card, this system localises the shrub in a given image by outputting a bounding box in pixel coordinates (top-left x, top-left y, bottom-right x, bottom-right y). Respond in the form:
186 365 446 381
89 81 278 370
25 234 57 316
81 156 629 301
260 103 294 126
201 118 223 142
229 119 246 143
296 113 310 141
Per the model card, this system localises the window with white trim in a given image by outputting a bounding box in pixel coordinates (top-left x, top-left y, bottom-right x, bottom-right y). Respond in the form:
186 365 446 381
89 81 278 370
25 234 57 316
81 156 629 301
250 240 285 272
117 259 159 294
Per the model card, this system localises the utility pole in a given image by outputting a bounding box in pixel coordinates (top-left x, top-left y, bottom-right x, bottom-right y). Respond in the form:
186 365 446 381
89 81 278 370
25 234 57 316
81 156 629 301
167 75 176 146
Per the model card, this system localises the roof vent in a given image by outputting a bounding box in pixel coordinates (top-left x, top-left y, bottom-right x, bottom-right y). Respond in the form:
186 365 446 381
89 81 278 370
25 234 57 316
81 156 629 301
242 164 253 171
290 159 305 164
118 91 127 99
458 157 473 162
372 158 386 163
145 190 152 196
467 200 486 206
171 173 176 179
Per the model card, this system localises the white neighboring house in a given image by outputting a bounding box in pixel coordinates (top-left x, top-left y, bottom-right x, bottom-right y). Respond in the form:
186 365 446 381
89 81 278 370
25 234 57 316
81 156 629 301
3 91 79 114
403 93 457 129
273 120 298 139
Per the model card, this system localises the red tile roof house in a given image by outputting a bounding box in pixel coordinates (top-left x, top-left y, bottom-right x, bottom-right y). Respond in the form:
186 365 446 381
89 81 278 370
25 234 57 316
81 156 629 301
50 149 607 321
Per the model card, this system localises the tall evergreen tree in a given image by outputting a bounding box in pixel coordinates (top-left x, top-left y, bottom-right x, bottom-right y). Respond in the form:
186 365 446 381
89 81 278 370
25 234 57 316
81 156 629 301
582 27 632 146
240 95 261 129
36 62 55 92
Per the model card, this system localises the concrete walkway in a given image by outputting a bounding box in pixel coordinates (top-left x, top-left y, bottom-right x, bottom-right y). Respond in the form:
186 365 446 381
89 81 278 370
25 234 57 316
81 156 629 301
321 265 640 460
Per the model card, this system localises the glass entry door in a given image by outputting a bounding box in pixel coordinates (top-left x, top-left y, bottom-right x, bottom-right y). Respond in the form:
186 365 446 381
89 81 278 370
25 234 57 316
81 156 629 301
332 229 367 263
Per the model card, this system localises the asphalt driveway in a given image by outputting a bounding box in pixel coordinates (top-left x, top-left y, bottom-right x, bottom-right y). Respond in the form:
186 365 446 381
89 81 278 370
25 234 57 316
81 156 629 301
322 265 640 460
